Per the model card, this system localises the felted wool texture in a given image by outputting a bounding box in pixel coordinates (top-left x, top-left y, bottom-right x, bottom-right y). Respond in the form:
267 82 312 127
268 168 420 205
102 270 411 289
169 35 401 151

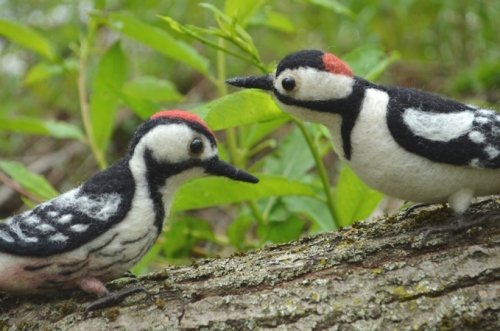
275 67 354 101
385 86 500 169
0 158 134 257
0 115 221 294
267 50 500 207
348 88 500 204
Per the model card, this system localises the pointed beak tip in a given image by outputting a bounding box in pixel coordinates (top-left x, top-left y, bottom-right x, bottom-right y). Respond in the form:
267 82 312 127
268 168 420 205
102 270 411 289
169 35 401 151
225 75 272 91
225 77 241 87
204 158 259 184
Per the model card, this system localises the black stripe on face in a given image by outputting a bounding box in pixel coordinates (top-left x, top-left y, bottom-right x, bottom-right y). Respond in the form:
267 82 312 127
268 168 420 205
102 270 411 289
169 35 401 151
144 148 206 230
273 78 370 160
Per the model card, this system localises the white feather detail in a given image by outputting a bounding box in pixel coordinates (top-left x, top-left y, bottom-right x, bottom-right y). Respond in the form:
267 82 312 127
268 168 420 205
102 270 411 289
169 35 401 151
53 189 121 221
69 224 89 232
49 233 69 242
57 214 73 224
0 230 14 243
403 108 474 142
37 223 55 233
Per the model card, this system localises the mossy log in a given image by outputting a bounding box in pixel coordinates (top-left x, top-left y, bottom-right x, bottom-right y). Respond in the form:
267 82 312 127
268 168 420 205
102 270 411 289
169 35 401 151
1 197 499 330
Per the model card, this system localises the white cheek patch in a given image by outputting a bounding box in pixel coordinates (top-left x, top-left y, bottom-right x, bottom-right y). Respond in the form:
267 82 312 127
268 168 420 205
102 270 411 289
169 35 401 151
132 123 217 167
403 108 474 142
144 124 193 164
276 68 354 101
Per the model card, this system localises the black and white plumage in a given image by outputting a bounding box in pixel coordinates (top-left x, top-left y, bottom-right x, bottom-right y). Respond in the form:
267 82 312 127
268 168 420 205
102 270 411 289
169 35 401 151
227 49 500 213
0 110 258 296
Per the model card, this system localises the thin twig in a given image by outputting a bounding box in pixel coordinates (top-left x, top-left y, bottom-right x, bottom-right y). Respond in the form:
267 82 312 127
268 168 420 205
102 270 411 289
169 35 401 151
0 171 42 203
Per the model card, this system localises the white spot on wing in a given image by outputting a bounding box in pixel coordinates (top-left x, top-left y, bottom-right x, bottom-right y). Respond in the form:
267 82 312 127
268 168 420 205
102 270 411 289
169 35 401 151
10 221 38 243
37 223 55 232
48 211 59 217
24 215 41 225
403 108 474 142
484 145 499 159
0 230 14 242
469 158 482 167
474 116 489 124
49 233 69 242
57 214 73 224
478 109 493 116
69 224 89 232
54 188 121 221
468 131 485 144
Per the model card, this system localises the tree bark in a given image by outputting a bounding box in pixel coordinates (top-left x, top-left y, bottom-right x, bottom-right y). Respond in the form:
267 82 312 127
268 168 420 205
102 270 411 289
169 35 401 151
1 197 499 330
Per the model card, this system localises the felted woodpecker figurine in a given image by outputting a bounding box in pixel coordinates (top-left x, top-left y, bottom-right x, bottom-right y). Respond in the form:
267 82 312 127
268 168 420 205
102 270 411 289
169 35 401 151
227 49 500 215
0 110 257 304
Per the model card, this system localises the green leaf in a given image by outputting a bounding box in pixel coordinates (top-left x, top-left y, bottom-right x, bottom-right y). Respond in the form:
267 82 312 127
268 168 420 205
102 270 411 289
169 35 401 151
343 46 400 80
24 59 78 85
199 90 286 130
24 62 63 85
250 10 295 33
263 125 322 180
0 116 84 140
333 165 384 227
122 76 182 102
307 0 354 18
162 216 215 258
283 196 335 231
131 241 163 275
0 161 58 201
258 216 305 244
224 0 268 27
0 19 56 60
120 94 160 120
227 214 252 249
90 42 128 152
172 174 316 211
107 12 209 76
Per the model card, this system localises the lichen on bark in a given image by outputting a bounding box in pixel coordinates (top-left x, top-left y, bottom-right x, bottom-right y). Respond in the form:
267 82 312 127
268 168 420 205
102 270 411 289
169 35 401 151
1 197 499 330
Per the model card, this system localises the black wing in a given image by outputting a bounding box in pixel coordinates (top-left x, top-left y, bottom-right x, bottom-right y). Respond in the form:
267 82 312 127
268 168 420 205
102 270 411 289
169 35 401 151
386 87 500 168
0 158 135 257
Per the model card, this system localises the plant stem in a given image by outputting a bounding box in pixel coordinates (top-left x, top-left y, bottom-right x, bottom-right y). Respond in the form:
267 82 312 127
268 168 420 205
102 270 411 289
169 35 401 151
293 119 339 229
216 38 266 226
77 18 107 169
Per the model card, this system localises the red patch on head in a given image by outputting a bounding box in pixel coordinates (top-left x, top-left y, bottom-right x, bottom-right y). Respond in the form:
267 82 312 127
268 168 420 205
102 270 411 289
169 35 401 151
150 110 216 141
322 53 352 76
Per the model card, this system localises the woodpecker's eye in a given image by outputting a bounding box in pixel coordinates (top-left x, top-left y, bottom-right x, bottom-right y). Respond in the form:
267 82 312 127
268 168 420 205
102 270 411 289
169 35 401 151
189 138 204 155
281 77 296 91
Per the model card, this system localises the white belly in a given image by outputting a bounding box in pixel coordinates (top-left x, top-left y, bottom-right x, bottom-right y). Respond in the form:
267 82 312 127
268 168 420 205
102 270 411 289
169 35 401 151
338 88 500 203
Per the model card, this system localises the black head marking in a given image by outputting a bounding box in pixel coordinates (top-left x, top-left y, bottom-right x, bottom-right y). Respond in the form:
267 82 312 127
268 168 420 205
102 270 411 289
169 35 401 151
276 50 325 77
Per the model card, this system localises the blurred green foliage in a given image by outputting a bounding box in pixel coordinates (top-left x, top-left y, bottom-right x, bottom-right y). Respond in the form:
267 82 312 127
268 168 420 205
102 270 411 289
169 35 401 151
0 0 498 273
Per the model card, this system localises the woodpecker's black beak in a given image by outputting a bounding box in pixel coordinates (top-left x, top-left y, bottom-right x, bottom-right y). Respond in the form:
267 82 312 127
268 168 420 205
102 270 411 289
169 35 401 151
204 158 259 183
226 75 273 91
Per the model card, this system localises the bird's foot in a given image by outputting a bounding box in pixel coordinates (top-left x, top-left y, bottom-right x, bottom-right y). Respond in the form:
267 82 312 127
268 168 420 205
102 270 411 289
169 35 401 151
84 286 149 312
422 211 500 242
400 202 434 218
